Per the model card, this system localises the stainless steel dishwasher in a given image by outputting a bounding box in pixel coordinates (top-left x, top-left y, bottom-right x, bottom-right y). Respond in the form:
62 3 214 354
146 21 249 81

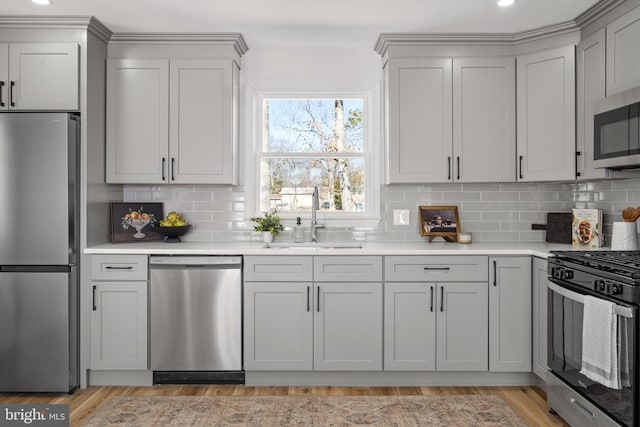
150 256 243 384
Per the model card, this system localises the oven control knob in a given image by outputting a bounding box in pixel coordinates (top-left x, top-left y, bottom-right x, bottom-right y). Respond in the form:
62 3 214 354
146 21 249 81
610 284 622 295
593 280 601 291
564 270 574 279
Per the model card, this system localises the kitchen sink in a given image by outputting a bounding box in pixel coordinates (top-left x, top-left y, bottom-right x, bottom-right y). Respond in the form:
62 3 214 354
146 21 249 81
264 242 364 250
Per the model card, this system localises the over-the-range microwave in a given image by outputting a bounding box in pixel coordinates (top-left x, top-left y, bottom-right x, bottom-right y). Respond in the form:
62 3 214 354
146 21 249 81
593 85 640 169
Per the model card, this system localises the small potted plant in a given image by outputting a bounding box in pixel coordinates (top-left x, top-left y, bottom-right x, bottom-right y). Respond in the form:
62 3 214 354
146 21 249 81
250 211 284 243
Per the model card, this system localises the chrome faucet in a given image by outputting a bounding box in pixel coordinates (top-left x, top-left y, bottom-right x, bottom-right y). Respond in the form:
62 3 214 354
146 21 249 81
311 186 325 243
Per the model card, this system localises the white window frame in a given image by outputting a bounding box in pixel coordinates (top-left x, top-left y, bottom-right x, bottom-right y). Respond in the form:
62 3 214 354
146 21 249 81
245 88 381 228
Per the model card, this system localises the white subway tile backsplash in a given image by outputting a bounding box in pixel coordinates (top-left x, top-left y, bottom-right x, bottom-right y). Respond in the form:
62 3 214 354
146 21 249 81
121 176 640 244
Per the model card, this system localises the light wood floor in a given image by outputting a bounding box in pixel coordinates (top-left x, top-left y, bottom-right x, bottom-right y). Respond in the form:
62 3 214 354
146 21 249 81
0 385 568 426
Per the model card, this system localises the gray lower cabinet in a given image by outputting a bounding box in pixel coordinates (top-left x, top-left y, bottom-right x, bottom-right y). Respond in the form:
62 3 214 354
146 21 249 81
384 255 489 372
489 257 532 372
314 282 383 371
244 282 313 370
384 283 436 371
384 281 488 371
532 257 549 380
89 255 148 371
243 255 383 371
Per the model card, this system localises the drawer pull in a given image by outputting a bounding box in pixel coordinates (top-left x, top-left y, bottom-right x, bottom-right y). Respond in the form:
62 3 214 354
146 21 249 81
424 267 450 271
570 398 595 420
105 266 133 270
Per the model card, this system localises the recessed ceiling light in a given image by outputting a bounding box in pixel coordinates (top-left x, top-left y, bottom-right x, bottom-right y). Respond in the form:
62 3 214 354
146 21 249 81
32 0 52 5
497 0 515 7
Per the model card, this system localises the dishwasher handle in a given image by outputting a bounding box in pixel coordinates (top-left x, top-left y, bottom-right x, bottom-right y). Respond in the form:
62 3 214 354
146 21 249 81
150 256 242 267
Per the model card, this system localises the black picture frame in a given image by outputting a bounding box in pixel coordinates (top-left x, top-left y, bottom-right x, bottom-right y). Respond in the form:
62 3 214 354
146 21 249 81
111 203 164 243
419 205 460 242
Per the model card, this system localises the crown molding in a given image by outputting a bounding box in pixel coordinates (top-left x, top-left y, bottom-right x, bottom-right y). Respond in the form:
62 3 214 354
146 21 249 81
87 16 112 43
0 15 93 28
109 32 249 56
375 0 624 56
575 0 626 28
0 15 112 42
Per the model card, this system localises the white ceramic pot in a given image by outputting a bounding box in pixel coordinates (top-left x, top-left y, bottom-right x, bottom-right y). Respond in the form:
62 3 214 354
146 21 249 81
611 222 639 250
262 231 274 243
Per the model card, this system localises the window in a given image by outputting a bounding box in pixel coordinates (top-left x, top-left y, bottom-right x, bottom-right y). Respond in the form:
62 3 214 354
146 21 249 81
250 92 380 224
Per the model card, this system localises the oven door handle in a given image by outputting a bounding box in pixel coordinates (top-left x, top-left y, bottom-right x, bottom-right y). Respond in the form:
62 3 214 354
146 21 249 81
548 282 634 319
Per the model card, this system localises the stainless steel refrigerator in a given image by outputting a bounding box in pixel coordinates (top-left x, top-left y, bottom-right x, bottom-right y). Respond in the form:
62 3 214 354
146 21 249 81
0 113 80 392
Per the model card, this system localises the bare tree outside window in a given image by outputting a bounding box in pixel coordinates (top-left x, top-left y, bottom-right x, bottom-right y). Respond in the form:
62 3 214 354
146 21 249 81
259 98 366 213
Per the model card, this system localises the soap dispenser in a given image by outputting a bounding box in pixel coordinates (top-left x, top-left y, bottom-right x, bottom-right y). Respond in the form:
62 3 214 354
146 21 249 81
294 217 304 243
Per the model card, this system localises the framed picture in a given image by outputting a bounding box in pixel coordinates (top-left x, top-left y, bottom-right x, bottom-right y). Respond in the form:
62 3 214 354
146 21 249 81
419 206 460 242
111 203 164 243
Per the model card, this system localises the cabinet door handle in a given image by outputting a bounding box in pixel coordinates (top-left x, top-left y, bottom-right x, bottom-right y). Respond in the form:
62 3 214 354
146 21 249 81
171 157 176 181
306 286 310 312
447 157 451 180
105 266 133 270
456 156 460 180
493 260 497 286
440 286 444 312
430 286 434 312
162 157 166 181
519 155 523 179
424 267 450 271
575 151 581 178
317 286 320 312
10 81 15 107
0 81 4 107
92 285 97 311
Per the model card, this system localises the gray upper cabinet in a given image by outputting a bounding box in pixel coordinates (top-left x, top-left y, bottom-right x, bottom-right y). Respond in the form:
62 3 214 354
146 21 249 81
386 57 452 183
488 257 532 372
169 59 239 184
0 43 78 111
576 29 609 180
106 59 169 184
106 57 239 184
606 6 640 95
385 55 515 183
516 45 576 182
453 57 516 182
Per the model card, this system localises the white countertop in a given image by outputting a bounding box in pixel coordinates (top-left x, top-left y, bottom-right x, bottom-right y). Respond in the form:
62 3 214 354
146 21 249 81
84 240 579 258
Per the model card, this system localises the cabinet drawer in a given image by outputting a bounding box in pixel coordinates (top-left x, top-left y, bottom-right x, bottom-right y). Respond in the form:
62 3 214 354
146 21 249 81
244 256 312 282
90 255 148 281
314 256 383 282
385 256 488 282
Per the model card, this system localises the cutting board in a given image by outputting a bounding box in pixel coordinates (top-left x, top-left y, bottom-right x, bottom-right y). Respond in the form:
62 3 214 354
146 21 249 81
544 212 572 243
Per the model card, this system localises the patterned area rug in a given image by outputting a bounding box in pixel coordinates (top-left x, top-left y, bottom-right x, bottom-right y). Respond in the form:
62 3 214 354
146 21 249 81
83 395 527 426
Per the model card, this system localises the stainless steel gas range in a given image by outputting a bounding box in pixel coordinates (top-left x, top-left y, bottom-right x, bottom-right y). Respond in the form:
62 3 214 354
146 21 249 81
547 251 640 427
